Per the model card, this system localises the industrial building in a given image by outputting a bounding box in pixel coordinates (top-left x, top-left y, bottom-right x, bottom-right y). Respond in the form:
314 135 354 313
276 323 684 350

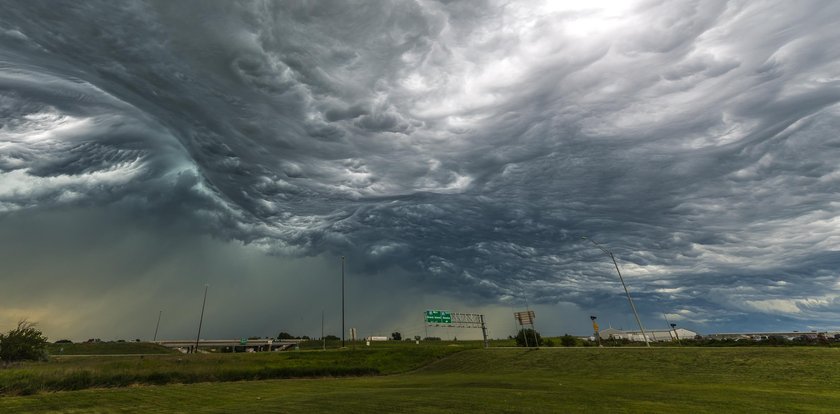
598 327 697 342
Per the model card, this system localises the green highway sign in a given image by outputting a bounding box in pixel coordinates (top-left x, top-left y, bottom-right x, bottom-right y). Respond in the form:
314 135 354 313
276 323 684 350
425 310 452 324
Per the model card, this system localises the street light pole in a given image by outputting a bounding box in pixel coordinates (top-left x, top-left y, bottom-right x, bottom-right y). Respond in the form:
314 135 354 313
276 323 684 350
153 310 162 342
195 284 208 353
582 237 650 347
670 323 681 345
341 256 345 348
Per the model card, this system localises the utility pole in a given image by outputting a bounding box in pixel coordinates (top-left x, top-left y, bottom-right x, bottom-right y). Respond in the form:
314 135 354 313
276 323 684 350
341 256 345 348
195 284 208 353
322 309 326 351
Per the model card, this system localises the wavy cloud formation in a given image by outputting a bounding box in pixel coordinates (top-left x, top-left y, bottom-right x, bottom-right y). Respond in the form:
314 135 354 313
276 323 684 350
3 0 840 335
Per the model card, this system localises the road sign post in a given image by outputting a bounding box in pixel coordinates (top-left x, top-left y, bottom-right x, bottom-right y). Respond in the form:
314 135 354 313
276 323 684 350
514 310 539 348
425 310 488 348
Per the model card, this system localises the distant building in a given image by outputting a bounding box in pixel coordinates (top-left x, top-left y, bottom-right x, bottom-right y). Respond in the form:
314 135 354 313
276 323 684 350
599 327 697 342
706 331 836 341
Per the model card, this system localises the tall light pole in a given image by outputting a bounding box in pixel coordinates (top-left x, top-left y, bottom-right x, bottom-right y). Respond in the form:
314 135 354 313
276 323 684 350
153 310 162 342
195 284 208 353
341 256 345 348
670 323 681 344
663 313 681 346
582 236 650 347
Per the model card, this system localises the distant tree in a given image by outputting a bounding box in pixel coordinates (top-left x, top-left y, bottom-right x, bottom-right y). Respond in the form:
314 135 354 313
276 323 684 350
391 331 402 341
323 334 340 341
560 334 576 347
515 329 542 347
414 335 421 341
277 332 295 340
423 337 442 341
0 320 49 362
54 339 73 344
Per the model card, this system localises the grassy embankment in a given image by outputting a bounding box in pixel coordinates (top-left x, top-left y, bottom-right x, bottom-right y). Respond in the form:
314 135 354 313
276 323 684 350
45 342 177 356
1 341 468 396
3 344 840 413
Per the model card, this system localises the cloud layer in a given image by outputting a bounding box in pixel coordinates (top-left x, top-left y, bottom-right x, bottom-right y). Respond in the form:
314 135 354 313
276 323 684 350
3 0 840 336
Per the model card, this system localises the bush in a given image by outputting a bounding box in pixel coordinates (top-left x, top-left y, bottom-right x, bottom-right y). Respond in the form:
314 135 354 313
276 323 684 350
560 334 577 347
0 321 49 362
515 329 543 347
765 336 790 346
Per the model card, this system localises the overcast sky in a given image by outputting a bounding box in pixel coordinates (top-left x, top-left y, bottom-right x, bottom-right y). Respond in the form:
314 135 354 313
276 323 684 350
2 0 840 341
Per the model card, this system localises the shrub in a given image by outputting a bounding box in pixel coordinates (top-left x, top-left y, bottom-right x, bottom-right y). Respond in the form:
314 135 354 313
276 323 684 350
0 320 49 362
560 334 577 347
515 329 543 347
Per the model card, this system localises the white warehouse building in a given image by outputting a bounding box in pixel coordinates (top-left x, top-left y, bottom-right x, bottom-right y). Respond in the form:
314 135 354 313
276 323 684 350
598 327 697 342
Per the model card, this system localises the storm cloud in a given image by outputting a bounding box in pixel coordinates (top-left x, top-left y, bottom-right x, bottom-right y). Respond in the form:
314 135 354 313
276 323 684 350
2 0 840 339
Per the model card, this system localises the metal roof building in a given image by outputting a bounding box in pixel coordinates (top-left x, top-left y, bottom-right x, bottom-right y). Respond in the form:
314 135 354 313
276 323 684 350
598 327 697 342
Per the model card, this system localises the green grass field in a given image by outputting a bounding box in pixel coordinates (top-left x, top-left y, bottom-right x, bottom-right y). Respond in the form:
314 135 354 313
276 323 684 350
2 345 840 413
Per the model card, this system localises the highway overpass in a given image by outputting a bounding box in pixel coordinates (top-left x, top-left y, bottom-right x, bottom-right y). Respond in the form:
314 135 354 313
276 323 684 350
155 339 303 352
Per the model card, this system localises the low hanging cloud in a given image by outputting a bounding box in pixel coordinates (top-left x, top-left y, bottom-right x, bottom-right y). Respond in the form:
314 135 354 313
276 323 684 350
2 0 840 335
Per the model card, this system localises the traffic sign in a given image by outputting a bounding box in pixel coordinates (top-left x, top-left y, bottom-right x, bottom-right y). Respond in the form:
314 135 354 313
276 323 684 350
514 310 535 326
425 310 452 324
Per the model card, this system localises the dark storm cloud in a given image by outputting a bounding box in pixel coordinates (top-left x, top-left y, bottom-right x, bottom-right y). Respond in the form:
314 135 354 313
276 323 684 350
3 0 840 334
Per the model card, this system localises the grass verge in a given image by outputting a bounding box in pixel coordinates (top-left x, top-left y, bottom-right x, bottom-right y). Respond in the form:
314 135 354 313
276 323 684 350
3 346 840 413
45 342 177 356
0 345 464 396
